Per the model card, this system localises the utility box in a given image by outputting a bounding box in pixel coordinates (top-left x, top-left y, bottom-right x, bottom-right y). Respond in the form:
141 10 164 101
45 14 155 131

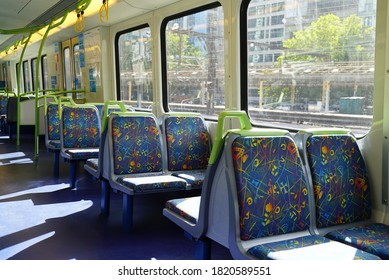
339 97 364 114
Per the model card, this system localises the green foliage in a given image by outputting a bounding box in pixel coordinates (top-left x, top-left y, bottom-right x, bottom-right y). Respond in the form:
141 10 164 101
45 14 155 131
278 14 375 63
166 32 203 70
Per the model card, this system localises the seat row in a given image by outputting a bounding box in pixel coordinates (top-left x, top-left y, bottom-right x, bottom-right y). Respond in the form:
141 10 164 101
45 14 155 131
44 98 132 183
44 98 212 231
82 109 212 232
163 111 389 260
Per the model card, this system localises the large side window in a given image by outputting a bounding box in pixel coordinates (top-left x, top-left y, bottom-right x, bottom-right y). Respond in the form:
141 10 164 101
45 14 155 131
22 60 31 93
31 58 38 92
73 44 83 90
115 25 153 110
41 55 49 90
162 3 225 116
242 0 376 135
63 47 72 91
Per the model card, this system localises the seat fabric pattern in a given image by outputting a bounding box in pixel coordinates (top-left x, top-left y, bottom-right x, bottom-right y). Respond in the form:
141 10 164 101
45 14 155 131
112 115 163 175
47 104 60 144
172 170 206 188
247 235 380 260
232 136 310 241
64 149 99 159
62 107 100 149
0 95 7 116
325 223 389 260
165 197 200 224
165 116 210 171
85 158 99 171
306 135 371 228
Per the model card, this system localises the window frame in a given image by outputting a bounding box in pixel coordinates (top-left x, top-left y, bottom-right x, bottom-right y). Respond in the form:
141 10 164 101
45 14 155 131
114 23 151 105
160 1 223 113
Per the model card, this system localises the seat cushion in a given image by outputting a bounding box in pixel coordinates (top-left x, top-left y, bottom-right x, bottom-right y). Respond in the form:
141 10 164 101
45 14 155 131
64 148 99 159
165 196 201 224
85 158 99 171
325 223 389 260
247 235 381 260
117 175 187 193
47 140 60 150
172 170 206 189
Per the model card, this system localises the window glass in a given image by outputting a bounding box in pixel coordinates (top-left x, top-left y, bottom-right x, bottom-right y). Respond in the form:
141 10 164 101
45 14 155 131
244 0 376 135
163 4 225 116
116 26 153 110
63 47 72 91
31 58 38 91
73 45 83 90
22 60 31 93
41 55 49 90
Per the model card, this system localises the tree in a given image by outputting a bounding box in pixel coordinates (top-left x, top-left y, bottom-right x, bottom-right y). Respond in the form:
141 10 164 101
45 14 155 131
166 31 203 71
278 14 375 63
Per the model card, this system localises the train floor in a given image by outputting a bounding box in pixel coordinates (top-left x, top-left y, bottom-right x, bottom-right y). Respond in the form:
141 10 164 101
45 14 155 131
0 132 232 260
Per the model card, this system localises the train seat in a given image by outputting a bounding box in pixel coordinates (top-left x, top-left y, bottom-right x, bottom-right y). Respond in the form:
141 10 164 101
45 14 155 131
44 96 76 177
103 111 188 232
160 112 211 189
224 128 379 260
163 111 253 259
84 101 130 181
60 104 101 189
295 128 389 259
0 94 8 134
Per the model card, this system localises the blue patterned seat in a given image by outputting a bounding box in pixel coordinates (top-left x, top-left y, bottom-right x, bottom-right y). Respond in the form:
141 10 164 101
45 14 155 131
84 101 132 181
104 112 187 231
44 97 76 177
161 113 211 189
60 104 101 188
225 129 380 260
0 94 8 134
296 128 389 259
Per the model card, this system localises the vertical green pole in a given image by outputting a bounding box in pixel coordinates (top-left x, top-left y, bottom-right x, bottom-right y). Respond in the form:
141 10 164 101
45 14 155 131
34 21 54 160
16 34 32 146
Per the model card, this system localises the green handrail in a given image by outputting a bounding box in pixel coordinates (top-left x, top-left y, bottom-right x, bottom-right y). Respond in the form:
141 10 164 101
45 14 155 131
16 33 32 146
208 111 252 164
101 101 127 132
33 14 68 159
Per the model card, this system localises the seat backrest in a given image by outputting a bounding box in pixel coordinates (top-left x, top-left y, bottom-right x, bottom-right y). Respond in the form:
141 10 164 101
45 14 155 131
61 104 101 149
295 128 372 231
226 130 312 242
0 94 7 116
107 112 164 179
46 103 60 142
94 101 130 178
161 113 211 172
45 96 75 147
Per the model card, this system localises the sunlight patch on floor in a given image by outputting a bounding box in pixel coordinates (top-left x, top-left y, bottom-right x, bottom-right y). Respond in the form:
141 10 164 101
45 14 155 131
0 151 33 165
0 232 55 260
0 183 70 200
0 199 93 238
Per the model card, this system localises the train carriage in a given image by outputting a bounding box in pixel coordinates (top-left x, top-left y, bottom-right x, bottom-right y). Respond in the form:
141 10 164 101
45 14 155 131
0 0 388 268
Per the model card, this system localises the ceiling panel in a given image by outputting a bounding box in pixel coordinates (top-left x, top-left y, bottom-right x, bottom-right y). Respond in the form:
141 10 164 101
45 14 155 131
0 0 183 52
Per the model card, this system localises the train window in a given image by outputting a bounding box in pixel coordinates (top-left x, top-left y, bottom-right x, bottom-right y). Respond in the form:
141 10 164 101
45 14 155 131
242 0 376 135
161 3 225 116
41 55 49 90
63 47 72 91
73 44 83 91
1 63 7 89
16 63 20 91
116 25 153 110
22 60 31 93
31 58 38 91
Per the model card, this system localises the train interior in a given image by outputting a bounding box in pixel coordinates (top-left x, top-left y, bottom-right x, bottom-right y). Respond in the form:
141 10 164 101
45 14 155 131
0 0 389 262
